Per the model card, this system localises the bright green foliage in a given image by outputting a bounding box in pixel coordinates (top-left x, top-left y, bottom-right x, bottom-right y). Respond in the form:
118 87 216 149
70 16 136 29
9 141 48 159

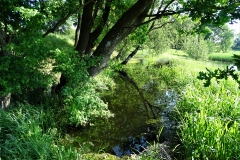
183 0 240 26
183 35 209 60
52 49 113 125
206 25 234 52
178 80 240 159
146 21 173 54
0 34 55 95
232 33 240 49
208 52 235 62
0 103 81 159
64 80 113 126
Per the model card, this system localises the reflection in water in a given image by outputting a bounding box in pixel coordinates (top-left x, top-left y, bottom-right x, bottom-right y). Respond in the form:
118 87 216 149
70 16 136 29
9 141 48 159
69 76 178 157
113 136 148 157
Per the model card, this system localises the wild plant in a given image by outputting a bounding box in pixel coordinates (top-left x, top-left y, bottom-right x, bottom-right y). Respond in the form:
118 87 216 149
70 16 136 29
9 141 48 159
177 79 240 159
0 103 81 159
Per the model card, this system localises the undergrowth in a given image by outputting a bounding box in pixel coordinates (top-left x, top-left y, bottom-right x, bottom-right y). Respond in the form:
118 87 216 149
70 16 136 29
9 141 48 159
0 103 81 160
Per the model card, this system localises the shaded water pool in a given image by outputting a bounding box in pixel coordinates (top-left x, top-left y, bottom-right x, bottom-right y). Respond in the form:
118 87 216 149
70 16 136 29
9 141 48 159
68 76 178 157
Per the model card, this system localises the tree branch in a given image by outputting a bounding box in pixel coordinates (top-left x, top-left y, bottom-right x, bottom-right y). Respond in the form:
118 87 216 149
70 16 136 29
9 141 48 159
42 0 96 38
42 12 75 38
138 11 178 27
121 45 141 65
161 0 176 15
149 20 174 32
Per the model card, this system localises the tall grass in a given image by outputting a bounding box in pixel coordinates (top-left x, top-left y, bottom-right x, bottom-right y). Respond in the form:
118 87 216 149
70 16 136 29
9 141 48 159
177 80 240 159
0 103 81 160
208 50 240 62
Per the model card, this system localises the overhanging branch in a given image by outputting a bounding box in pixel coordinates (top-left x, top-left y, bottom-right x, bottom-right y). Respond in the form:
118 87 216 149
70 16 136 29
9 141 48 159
42 0 96 38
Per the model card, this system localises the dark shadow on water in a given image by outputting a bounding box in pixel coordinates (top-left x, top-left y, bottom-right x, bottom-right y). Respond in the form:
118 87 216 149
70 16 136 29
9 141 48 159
68 73 178 157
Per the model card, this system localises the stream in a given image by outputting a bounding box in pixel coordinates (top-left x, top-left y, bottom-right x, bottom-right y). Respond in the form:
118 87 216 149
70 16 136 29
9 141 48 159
69 75 178 158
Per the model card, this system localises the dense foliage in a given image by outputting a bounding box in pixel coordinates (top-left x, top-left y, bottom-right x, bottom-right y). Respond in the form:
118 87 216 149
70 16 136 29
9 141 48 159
0 0 240 159
177 80 240 159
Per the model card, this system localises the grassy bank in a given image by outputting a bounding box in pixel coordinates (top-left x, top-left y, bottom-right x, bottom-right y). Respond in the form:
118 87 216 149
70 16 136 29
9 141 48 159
1 43 239 159
176 79 240 159
135 50 240 159
208 50 240 62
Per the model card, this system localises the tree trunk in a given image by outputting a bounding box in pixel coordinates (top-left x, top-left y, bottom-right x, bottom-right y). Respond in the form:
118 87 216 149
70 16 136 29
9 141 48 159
0 93 11 109
0 28 12 109
74 14 82 47
52 74 68 94
85 0 111 55
0 29 11 55
88 0 154 77
75 0 95 56
115 47 124 60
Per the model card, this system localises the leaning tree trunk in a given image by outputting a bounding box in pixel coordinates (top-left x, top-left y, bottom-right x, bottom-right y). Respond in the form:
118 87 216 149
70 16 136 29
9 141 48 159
87 0 154 77
56 0 153 92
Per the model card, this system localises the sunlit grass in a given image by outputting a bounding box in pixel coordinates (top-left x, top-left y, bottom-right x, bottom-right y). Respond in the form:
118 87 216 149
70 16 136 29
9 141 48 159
0 103 81 159
44 33 74 52
209 50 240 62
176 79 240 159
127 49 240 159
108 48 240 159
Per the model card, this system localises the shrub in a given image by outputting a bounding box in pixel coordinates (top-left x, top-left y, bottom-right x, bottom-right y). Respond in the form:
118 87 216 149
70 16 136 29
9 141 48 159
183 36 209 60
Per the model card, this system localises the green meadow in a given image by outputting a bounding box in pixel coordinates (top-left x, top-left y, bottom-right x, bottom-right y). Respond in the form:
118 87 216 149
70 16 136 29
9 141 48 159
209 49 240 62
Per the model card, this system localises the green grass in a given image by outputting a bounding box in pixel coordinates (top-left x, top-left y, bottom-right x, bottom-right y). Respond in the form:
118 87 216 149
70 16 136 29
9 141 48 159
44 33 75 53
176 78 240 159
209 50 240 62
0 103 82 160
126 49 240 159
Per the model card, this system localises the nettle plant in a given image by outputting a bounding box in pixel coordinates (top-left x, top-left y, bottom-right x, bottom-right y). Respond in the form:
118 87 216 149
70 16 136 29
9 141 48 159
52 49 113 126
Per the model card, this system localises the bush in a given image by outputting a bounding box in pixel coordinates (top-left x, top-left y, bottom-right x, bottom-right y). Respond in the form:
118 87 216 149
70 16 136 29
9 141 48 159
52 49 113 126
183 36 209 60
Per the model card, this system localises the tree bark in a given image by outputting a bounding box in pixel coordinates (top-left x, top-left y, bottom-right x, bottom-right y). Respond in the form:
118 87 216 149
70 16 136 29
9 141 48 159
75 0 95 56
88 0 154 77
52 74 68 94
85 0 111 55
0 93 11 109
74 13 82 47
